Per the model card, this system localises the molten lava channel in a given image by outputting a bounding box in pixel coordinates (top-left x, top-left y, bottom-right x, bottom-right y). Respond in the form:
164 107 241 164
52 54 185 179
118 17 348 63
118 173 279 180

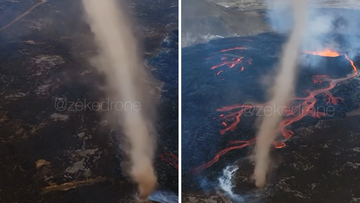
303 49 341 57
193 48 358 174
208 47 251 76
160 152 178 170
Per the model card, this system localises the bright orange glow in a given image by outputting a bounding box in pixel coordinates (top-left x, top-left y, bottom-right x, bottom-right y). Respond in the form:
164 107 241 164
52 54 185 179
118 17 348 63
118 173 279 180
273 141 286 149
304 49 341 57
208 46 251 73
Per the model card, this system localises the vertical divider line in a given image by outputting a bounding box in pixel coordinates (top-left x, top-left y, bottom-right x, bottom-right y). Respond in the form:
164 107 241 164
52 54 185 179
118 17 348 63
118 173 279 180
178 0 182 201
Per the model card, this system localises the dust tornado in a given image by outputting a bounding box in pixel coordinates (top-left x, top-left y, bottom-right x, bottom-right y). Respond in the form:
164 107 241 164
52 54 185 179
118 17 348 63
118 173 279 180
253 0 308 188
81 0 157 200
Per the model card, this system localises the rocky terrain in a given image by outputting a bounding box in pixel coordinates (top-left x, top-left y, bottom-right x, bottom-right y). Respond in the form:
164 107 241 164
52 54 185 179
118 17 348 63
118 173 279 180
181 0 270 47
0 0 178 202
209 0 360 10
183 113 360 203
182 0 360 47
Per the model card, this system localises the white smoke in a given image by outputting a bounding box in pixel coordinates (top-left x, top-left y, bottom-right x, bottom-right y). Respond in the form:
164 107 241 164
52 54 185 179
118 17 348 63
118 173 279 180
181 32 224 47
252 0 308 188
218 165 245 202
267 0 360 65
81 0 157 200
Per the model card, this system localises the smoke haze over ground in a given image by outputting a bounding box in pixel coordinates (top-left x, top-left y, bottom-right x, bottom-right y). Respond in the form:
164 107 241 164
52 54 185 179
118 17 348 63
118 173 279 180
253 0 308 188
267 0 360 65
81 0 158 200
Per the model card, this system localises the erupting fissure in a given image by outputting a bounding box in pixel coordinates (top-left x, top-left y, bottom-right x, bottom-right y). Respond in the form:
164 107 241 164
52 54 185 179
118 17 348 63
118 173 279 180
193 49 358 174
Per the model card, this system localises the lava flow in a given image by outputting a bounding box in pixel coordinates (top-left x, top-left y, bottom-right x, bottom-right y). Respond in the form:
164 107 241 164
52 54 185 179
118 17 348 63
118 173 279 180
159 151 179 170
207 47 252 75
303 49 341 57
220 47 247 52
193 48 358 174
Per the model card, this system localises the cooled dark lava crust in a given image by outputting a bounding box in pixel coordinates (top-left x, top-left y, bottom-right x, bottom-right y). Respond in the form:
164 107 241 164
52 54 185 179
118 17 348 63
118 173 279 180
182 33 360 202
0 0 178 202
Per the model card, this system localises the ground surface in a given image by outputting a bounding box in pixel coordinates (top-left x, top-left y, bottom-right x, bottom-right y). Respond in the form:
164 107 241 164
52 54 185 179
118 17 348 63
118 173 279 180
181 0 270 47
182 33 360 202
209 0 360 11
181 0 360 47
0 0 178 202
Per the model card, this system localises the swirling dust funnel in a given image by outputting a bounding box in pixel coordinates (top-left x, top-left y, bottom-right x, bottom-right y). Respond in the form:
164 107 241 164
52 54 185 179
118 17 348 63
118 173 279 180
81 0 158 200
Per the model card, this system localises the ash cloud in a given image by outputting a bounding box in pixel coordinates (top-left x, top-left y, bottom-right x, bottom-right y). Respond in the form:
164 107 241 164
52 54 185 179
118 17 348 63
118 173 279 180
81 0 158 200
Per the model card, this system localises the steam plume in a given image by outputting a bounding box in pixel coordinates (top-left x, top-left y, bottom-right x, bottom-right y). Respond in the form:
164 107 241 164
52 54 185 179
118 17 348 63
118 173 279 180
81 0 157 200
268 0 360 66
218 165 245 202
253 0 308 188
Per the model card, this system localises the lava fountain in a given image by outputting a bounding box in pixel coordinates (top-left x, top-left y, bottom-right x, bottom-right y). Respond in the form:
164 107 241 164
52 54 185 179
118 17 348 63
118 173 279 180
81 0 157 200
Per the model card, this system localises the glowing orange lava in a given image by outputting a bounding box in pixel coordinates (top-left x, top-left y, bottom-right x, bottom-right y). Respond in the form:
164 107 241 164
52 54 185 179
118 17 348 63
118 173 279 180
193 49 358 174
209 46 252 73
303 49 340 57
220 47 247 52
